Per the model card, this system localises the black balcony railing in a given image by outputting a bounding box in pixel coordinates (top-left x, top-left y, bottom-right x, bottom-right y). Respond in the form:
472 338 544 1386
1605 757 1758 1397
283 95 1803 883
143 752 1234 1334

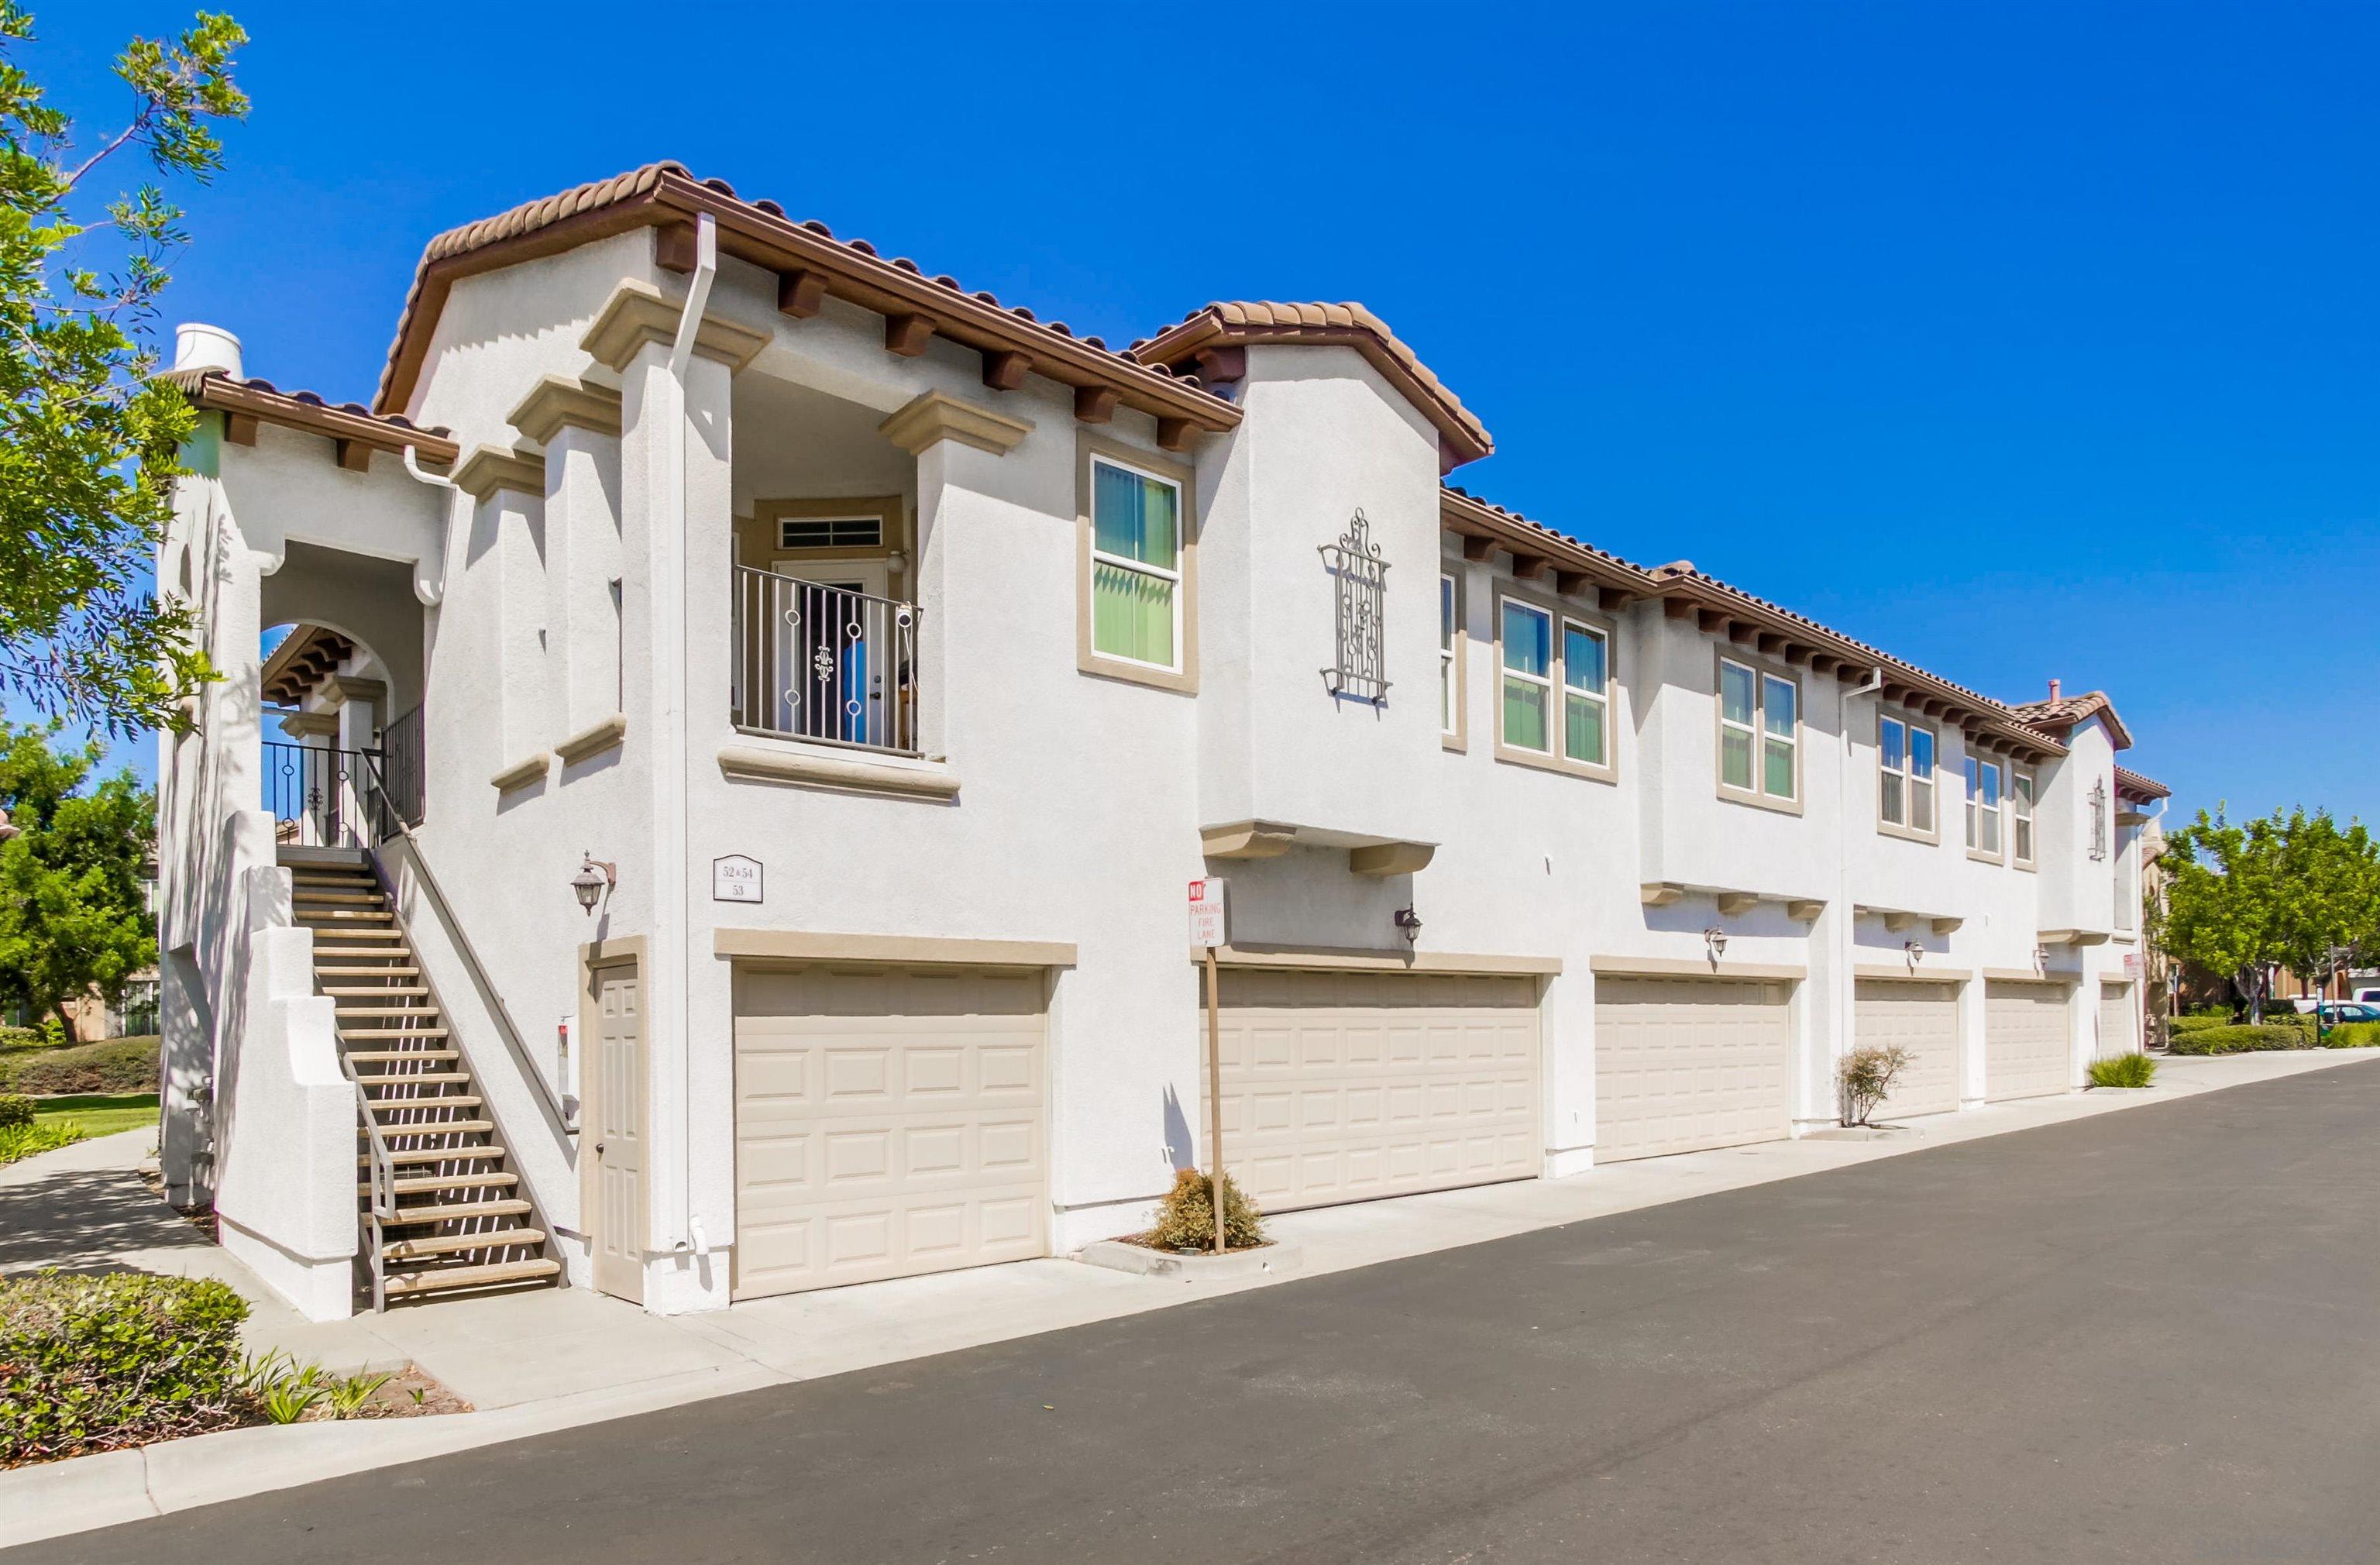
262 741 398 849
377 704 425 827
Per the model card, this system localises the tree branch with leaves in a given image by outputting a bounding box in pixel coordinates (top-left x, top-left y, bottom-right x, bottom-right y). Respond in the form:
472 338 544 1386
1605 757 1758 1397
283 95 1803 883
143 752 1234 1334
0 5 248 737
2163 804 2380 1024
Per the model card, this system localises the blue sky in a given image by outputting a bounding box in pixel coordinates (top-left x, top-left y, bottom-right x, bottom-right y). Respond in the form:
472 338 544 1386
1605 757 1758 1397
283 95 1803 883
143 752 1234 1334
31 2 2379 823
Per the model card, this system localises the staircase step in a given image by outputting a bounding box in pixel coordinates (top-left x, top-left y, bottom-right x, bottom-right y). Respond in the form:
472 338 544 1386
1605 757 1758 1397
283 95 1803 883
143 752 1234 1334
383 1257 560 1297
367 1118 494 1137
371 1170 519 1197
360 1144 504 1168
335 1004 443 1018
294 890 383 905
346 1048 460 1064
342 1026 451 1041
325 984 430 998
380 1227 545 1262
359 1071 469 1089
370 1095 483 1114
316 965 421 979
309 926 408 938
374 1196 528 1225
299 910 394 924
292 870 377 884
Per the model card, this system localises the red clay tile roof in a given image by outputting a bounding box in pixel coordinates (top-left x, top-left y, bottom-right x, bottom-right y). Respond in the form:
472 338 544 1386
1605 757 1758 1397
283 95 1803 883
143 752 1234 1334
1134 301 1492 471
2114 765 2170 802
2008 690 2134 751
373 162 1240 440
1440 487 1661 593
163 368 459 463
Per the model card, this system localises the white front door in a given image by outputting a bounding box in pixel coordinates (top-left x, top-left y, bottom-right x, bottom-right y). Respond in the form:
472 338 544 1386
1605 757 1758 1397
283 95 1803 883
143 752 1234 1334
586 965 646 1303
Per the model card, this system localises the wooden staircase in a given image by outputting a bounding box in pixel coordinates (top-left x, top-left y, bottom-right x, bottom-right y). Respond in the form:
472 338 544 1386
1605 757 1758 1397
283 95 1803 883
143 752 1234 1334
287 851 561 1306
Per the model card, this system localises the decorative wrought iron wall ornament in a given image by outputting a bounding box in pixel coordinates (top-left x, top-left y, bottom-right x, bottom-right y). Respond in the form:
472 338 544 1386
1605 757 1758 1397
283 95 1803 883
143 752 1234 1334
1319 508 1391 703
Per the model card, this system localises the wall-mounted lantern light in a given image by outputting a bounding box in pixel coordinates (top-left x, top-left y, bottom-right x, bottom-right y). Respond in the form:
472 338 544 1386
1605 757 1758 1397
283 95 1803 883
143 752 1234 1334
573 852 617 916
1903 941 1924 964
1394 906 1423 944
2032 944 2051 970
1704 927 1728 961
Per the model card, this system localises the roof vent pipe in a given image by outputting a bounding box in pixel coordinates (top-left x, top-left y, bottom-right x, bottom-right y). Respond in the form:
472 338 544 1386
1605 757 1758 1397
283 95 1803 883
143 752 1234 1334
174 322 242 379
2048 678 2062 703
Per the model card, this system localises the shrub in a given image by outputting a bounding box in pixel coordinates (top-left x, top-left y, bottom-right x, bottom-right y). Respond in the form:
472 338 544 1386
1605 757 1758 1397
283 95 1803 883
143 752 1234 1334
2088 1053 2158 1089
0 1035 157 1096
1145 1167 1266 1252
0 1095 30 1130
0 1027 43 1054
1837 1044 1912 1126
2168 1023 2316 1056
2168 1014 2230 1035
0 1272 250 1464
2326 1021 2380 1049
0 1120 84 1166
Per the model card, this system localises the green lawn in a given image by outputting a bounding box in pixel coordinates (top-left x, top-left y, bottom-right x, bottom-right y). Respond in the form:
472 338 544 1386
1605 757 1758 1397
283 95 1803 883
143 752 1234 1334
32 1092 158 1139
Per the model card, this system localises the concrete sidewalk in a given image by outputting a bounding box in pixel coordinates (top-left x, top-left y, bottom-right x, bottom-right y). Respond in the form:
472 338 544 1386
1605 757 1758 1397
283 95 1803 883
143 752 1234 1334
5 1045 2374 1549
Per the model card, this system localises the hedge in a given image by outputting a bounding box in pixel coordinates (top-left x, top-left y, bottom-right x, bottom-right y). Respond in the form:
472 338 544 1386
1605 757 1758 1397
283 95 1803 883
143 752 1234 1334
2168 1023 2320 1056
2327 1021 2380 1049
0 1272 251 1465
0 1036 158 1096
0 1095 29 1130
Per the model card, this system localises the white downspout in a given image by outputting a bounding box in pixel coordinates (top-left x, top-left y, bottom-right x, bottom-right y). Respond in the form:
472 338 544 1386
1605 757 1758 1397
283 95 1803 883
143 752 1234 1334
1828 665 1887 1123
662 215 716 1261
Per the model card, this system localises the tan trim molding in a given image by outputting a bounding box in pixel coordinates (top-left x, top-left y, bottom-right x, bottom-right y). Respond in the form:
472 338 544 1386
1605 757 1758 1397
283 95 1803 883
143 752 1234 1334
1640 882 1685 907
1350 841 1436 877
455 443 547 502
1785 899 1826 923
717 740 958 800
878 390 1034 456
1201 943 1561 976
2038 928 2113 948
328 675 387 705
716 928 1075 968
581 280 769 374
1854 963 1970 983
1984 968 2079 985
555 712 628 765
1591 955 1807 982
1202 820 1298 859
277 712 339 739
1713 891 1759 916
490 752 551 793
2100 974 2135 988
582 933 647 970
511 375 624 443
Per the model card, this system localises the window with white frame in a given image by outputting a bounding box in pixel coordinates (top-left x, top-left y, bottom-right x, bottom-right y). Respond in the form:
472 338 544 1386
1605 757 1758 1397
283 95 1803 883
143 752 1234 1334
2013 771 2036 864
1440 573 1459 735
1500 599 1553 753
1966 754 2005 856
1878 714 1937 834
1089 456 1181 669
1562 619 1610 767
1720 658 1797 800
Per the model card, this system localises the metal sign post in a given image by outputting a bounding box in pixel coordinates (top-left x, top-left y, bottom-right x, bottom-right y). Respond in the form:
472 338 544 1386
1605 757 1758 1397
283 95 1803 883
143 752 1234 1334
1188 879 1229 1255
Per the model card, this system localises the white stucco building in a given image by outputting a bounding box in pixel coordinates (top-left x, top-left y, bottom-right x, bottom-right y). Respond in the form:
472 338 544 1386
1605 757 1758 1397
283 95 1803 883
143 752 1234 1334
153 163 2169 1320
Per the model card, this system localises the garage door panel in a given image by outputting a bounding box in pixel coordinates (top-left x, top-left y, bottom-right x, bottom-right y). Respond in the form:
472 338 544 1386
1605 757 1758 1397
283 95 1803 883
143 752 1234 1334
1854 979 1960 1120
1594 976 1792 1164
1986 980 2071 1102
1212 968 1541 1212
734 965 1048 1300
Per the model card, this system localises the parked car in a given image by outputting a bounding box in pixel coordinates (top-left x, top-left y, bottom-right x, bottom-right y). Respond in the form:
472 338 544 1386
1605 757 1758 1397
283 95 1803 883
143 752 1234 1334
2314 1001 2380 1025
2354 987 2380 1005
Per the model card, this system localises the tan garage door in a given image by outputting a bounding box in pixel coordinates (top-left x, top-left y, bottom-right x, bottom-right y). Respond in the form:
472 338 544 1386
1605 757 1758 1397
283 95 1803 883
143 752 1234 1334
1595 975 1792 1163
1211 968 1539 1212
1853 979 1961 1120
2097 982 2138 1060
1986 979 2072 1102
732 964 1047 1300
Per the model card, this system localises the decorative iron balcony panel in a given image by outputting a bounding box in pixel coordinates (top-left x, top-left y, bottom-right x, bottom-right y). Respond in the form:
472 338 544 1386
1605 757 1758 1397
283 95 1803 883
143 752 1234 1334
731 565 921 757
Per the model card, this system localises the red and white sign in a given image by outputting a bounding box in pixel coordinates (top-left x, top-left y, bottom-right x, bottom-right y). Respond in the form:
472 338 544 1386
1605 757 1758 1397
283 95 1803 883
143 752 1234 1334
1188 878 1229 948
2124 953 2141 976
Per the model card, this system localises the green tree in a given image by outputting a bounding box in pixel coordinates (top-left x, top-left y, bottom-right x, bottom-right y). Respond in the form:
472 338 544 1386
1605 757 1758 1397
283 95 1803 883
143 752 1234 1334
0 721 156 1040
0 5 247 737
2164 805 2380 1024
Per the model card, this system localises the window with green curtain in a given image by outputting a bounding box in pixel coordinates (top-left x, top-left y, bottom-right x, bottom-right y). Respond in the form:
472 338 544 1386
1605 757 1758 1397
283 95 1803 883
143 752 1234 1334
1090 459 1180 667
1501 600 1551 752
1761 675 1797 798
1563 621 1608 765
1719 660 1756 789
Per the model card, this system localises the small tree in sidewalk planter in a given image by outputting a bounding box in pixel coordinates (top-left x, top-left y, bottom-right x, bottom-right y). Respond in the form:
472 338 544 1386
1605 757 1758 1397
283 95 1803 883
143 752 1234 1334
1837 1045 1912 1127
1145 1167 1267 1253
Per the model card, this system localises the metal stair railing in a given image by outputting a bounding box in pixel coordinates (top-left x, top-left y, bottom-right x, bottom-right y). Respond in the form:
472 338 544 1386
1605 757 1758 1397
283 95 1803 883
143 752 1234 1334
350 1070 397 1313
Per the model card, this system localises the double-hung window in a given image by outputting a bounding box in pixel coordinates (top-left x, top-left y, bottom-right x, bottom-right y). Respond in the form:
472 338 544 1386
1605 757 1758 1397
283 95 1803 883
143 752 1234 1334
1089 456 1182 671
1966 755 2005 858
2013 772 2036 865
1878 715 1937 836
1497 597 1613 775
1440 573 1460 739
1719 657 1798 803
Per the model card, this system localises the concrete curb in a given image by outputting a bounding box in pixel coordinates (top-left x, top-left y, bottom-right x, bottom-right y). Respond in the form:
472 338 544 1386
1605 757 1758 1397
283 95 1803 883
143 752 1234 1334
1078 1240 1305 1280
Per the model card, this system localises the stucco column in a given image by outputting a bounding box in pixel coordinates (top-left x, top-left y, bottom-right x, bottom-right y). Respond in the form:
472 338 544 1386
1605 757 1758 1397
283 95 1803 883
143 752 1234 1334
1958 974 1989 1106
515 378 628 744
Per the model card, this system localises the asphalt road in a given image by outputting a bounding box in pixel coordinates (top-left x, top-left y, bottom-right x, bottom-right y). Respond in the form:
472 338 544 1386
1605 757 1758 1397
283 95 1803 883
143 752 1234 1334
32 1064 2380 1563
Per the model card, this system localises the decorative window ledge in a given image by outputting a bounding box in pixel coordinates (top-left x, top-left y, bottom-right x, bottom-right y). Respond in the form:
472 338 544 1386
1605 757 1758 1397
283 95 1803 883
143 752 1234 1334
555 712 627 765
717 739 958 801
490 752 551 793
